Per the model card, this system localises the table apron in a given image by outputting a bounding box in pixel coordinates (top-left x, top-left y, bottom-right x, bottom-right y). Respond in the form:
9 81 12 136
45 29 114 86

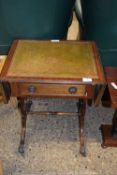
10 82 95 99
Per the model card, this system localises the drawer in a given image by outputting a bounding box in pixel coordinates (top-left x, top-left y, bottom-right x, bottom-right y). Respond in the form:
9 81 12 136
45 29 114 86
11 83 86 97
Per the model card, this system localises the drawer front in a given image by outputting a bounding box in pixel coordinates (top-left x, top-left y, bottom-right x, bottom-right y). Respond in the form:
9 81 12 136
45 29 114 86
11 83 86 97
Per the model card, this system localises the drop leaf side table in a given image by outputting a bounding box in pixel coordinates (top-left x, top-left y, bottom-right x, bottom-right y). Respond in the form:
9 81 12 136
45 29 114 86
0 40 106 156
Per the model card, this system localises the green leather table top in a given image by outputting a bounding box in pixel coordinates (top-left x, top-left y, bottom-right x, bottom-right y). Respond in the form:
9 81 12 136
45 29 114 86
6 40 99 80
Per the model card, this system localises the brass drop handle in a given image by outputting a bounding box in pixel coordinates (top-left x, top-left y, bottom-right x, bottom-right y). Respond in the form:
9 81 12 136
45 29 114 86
28 85 37 93
68 87 77 94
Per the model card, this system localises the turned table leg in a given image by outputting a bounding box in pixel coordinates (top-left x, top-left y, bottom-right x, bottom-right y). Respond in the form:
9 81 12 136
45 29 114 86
18 98 32 154
77 99 86 156
18 98 27 154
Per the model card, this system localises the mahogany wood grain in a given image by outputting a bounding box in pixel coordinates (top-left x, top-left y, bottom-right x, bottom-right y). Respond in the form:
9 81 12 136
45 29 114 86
10 83 86 97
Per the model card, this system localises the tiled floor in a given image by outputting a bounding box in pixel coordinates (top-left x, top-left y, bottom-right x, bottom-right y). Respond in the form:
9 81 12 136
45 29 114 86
0 13 117 175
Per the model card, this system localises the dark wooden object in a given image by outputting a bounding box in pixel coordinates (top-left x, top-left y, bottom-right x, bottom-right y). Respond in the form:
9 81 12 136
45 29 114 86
0 40 105 156
101 67 117 147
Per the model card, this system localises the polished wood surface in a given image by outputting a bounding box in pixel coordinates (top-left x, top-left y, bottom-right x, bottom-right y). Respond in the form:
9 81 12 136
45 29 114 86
101 67 117 147
10 83 86 97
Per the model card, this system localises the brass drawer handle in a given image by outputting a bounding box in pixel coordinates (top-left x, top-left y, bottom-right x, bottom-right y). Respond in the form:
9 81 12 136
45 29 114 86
28 85 37 93
68 87 77 94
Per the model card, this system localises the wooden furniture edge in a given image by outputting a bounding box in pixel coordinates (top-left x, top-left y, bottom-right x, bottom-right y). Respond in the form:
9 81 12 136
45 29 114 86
0 40 18 80
92 42 106 83
0 40 105 84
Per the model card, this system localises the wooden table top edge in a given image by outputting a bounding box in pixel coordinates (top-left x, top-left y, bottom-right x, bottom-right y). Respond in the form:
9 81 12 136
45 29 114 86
0 40 106 85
